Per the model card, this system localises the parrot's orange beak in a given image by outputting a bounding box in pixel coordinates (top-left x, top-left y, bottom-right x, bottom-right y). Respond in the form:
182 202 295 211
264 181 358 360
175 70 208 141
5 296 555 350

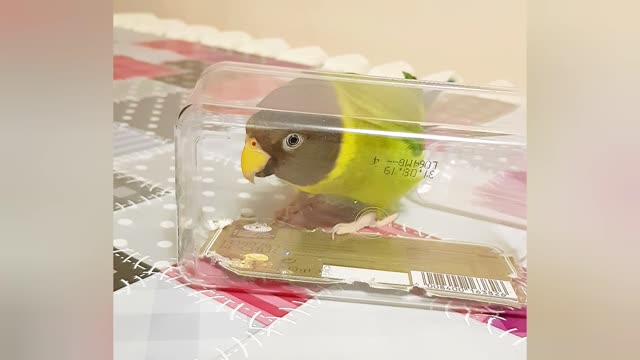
241 137 270 183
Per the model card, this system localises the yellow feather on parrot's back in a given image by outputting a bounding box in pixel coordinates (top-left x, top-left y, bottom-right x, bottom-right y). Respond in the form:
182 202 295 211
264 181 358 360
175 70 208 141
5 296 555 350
296 80 426 210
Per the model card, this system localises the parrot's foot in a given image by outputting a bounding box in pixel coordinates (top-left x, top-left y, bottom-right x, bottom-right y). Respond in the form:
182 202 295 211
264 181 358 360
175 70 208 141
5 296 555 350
374 212 399 228
331 212 399 239
274 192 399 237
275 192 364 230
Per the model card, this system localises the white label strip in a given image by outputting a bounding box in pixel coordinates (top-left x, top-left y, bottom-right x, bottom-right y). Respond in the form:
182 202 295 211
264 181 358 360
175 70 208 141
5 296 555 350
321 265 410 285
410 271 519 301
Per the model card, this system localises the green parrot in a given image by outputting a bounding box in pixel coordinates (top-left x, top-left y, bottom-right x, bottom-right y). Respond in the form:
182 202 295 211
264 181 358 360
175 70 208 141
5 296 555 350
240 74 426 234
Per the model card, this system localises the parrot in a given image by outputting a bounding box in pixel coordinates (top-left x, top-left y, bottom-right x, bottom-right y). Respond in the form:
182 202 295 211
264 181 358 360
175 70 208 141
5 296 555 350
239 74 426 235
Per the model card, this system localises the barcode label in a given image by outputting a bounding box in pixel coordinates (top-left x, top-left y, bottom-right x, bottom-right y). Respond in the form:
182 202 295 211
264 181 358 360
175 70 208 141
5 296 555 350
410 271 518 301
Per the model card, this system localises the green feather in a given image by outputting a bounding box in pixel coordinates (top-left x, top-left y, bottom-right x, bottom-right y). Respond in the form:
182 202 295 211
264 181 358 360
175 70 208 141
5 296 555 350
296 80 426 210
402 71 417 80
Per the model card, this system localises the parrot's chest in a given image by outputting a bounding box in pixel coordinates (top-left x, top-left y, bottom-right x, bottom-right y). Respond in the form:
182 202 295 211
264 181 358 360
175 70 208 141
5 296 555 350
295 133 424 209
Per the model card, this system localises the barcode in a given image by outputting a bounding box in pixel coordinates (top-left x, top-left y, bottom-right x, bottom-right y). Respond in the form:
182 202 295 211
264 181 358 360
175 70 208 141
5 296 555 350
410 271 518 301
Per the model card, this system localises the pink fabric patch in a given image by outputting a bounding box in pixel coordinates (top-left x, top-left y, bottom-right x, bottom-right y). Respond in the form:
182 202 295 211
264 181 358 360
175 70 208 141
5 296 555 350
455 306 527 338
113 55 178 80
172 261 311 325
167 267 295 326
473 170 527 219
137 40 310 68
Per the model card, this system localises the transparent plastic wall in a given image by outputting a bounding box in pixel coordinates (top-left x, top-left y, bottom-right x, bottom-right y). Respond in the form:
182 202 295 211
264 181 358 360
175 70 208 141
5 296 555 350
175 62 526 309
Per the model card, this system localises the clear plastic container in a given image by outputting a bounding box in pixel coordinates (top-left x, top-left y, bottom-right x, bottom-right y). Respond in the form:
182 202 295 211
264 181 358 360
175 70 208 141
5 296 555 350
175 62 527 311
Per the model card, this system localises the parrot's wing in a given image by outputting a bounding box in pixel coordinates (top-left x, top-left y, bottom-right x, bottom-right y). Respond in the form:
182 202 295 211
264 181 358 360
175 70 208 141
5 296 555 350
331 80 425 123
330 80 427 157
257 77 425 126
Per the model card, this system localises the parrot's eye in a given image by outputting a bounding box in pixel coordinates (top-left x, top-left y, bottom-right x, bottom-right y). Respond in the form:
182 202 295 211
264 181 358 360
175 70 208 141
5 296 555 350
283 133 303 151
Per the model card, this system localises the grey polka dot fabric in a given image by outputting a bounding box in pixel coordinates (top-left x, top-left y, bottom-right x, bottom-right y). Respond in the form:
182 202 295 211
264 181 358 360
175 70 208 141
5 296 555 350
114 92 190 139
113 78 186 103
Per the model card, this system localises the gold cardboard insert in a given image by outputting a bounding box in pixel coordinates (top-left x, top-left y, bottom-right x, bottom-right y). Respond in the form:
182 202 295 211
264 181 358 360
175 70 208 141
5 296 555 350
199 220 526 306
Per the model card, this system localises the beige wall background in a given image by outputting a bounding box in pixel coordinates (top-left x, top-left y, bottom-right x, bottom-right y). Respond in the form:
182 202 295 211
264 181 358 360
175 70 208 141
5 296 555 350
114 0 526 88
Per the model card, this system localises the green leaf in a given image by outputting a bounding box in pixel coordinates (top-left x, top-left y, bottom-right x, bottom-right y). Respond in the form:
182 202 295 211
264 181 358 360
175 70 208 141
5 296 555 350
402 71 417 80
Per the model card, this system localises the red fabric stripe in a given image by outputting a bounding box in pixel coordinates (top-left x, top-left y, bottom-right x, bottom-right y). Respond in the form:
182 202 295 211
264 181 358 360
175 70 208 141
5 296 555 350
208 289 277 326
223 290 294 318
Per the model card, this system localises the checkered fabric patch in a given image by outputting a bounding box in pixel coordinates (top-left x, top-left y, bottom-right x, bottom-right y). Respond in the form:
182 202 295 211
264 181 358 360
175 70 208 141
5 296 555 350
114 272 267 360
153 60 211 89
114 248 158 291
113 171 170 211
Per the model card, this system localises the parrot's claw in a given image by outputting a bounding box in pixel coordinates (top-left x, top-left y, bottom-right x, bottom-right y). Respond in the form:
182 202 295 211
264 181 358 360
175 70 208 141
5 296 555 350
330 212 399 239
374 213 399 228
331 212 376 239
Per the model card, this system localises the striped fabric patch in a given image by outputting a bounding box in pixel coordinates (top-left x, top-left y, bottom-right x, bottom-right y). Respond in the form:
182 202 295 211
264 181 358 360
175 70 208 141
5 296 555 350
113 123 169 157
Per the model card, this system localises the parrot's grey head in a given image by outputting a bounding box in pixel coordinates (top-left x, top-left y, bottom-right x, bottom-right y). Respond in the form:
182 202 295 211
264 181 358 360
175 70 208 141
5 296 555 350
241 110 342 186
240 77 345 187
